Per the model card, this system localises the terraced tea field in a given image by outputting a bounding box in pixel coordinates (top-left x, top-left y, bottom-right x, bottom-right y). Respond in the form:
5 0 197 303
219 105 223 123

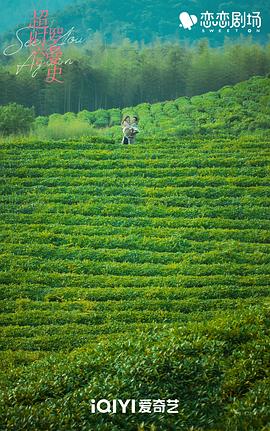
0 135 270 430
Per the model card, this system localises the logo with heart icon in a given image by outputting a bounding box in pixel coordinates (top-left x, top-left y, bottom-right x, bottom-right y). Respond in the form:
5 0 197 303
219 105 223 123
179 12 198 30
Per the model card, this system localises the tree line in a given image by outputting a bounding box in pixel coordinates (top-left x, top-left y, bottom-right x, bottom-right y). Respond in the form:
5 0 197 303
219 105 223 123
0 38 269 116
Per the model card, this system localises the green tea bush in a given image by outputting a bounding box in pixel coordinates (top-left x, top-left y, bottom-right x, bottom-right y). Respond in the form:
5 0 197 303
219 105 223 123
0 77 270 430
108 108 121 126
34 116 49 127
28 76 270 140
0 307 269 430
63 112 77 122
94 109 110 128
77 110 96 124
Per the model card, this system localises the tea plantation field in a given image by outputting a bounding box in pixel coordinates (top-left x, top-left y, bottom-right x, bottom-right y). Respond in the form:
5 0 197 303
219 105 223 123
33 76 270 141
0 135 270 430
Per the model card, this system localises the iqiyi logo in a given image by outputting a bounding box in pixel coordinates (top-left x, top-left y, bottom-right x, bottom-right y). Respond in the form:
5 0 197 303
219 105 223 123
179 12 198 30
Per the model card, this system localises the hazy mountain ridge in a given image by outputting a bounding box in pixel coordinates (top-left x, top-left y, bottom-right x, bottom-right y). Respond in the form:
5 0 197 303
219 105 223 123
0 0 269 44
0 0 77 33
52 0 270 44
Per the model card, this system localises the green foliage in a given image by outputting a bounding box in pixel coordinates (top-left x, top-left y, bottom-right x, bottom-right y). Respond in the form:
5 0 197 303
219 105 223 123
63 112 77 122
0 103 35 135
31 76 270 139
34 114 98 140
0 308 269 430
0 119 270 429
77 110 96 124
1 0 270 47
94 109 110 128
1 40 270 116
34 116 49 127
107 108 121 126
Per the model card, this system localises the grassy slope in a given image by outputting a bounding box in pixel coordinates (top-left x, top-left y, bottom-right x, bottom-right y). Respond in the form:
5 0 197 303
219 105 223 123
0 133 270 429
1 76 270 430
119 76 270 139
36 76 270 140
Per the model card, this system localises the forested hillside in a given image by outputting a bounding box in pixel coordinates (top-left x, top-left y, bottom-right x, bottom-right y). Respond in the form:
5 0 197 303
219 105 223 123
53 0 270 44
1 41 269 116
1 0 269 44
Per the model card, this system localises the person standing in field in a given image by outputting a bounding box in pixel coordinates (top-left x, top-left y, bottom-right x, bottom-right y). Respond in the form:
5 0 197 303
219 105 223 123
121 116 132 144
129 116 140 144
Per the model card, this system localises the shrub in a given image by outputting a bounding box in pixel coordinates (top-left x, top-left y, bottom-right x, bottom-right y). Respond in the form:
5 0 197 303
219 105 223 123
33 116 49 128
63 112 77 122
174 125 195 137
35 118 97 140
108 108 121 126
77 110 96 124
94 109 110 128
0 103 35 135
